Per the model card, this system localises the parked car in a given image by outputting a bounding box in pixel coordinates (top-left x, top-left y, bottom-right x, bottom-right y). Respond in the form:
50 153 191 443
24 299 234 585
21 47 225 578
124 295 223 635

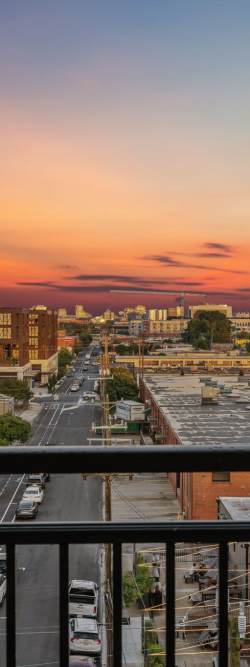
22 485 44 504
82 392 98 402
69 580 98 618
0 574 6 606
26 473 45 489
69 618 101 656
15 499 38 520
69 657 97 666
0 548 6 575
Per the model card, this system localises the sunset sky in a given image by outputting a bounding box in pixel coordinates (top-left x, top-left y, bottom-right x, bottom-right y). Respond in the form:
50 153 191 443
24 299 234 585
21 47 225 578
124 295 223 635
0 1 250 313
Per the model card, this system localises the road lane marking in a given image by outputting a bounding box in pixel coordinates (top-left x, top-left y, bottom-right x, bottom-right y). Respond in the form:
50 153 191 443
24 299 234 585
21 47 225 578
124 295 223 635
0 474 25 523
0 474 13 497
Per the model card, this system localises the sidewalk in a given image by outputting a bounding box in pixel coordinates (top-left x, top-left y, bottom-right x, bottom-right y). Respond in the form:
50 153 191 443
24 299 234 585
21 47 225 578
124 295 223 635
15 401 43 424
111 473 180 666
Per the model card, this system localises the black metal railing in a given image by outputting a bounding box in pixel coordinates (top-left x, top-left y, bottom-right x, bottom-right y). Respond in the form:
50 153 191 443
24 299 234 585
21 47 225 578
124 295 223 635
1 444 250 667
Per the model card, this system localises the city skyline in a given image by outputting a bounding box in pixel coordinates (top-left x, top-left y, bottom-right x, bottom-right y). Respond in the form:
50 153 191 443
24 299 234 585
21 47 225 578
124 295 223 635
1 2 250 313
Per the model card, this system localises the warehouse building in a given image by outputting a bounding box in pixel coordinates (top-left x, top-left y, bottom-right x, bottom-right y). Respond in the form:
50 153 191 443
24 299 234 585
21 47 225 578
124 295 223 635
142 374 250 520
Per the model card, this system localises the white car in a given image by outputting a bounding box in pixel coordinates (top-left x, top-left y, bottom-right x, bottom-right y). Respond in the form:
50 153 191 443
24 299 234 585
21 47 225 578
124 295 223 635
22 485 44 504
69 618 101 656
69 579 98 618
70 384 79 392
0 574 6 606
82 392 98 402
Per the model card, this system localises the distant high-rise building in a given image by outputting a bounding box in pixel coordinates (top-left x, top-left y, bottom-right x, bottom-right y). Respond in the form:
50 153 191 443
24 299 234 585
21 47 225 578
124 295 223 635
75 304 91 319
135 305 146 315
189 304 232 318
58 308 68 319
103 309 115 321
148 309 157 321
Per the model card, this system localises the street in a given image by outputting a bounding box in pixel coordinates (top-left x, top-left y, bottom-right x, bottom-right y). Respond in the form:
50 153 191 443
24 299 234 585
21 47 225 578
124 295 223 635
0 351 103 667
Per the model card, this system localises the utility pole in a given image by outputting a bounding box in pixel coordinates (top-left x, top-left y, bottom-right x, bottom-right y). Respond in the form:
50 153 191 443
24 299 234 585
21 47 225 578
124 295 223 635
138 334 145 401
101 331 113 667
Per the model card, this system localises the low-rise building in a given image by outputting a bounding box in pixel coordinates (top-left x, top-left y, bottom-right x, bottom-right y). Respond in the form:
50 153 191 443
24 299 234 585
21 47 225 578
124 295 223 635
147 319 188 335
142 374 250 519
0 393 14 416
189 303 232 318
57 334 77 352
218 497 250 599
115 351 250 372
231 317 250 334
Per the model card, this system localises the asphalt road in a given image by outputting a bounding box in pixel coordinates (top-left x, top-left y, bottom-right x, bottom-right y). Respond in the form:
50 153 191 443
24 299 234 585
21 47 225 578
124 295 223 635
0 351 104 667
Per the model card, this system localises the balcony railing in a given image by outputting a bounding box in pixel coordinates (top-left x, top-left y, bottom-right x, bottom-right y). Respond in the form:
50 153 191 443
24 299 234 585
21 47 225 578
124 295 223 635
1 444 250 667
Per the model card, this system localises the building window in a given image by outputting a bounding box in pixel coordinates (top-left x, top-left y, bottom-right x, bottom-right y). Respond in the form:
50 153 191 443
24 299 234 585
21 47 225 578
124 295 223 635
29 338 38 347
29 349 38 360
0 313 11 325
29 326 38 336
0 327 11 339
212 472 230 482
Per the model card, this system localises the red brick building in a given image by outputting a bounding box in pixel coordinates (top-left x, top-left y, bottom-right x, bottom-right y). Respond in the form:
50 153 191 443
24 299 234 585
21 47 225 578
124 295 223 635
0 306 58 386
142 374 250 520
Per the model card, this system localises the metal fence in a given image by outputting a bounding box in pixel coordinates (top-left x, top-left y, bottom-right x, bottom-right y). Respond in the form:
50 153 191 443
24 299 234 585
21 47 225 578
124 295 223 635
1 444 250 667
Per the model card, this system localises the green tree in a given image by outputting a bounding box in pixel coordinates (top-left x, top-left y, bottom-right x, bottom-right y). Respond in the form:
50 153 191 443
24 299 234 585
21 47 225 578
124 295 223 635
0 415 31 443
122 573 137 607
187 311 231 349
0 379 32 401
58 347 73 368
115 344 129 355
0 438 9 446
48 374 57 392
79 331 92 346
107 367 138 402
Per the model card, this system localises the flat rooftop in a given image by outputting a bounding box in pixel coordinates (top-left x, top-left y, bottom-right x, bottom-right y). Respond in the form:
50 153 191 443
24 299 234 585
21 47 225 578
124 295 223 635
144 374 250 446
219 497 250 521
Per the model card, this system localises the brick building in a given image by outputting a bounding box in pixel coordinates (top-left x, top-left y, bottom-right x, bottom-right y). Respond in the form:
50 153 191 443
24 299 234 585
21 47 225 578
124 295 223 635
0 306 58 386
142 374 250 519
0 308 32 385
29 306 58 384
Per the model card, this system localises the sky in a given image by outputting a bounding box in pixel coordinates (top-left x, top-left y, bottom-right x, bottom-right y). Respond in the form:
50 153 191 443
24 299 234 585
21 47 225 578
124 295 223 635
0 1 250 314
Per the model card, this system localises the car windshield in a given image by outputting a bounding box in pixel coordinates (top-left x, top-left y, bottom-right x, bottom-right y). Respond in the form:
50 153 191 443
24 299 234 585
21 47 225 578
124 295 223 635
25 489 39 495
74 632 98 641
19 501 33 508
70 589 95 603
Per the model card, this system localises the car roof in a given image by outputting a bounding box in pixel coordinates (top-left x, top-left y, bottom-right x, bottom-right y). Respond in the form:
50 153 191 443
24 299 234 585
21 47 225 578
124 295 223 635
18 499 34 505
25 485 41 491
70 579 97 589
71 618 98 631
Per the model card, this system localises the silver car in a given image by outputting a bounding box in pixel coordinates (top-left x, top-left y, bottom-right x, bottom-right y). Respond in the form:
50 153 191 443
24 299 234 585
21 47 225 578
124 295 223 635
69 618 101 656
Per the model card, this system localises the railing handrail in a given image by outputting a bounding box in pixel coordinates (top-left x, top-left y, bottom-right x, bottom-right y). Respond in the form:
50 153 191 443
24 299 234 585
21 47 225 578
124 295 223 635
1 444 250 472
0 520 250 543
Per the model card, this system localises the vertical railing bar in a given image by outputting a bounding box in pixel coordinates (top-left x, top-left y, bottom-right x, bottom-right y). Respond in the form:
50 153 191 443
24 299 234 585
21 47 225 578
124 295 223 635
113 541 122 666
166 540 175 667
219 540 228 667
6 544 16 667
59 543 69 667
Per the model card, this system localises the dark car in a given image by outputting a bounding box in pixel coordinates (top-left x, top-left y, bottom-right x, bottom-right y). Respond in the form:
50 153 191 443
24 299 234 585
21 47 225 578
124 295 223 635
15 499 38 520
